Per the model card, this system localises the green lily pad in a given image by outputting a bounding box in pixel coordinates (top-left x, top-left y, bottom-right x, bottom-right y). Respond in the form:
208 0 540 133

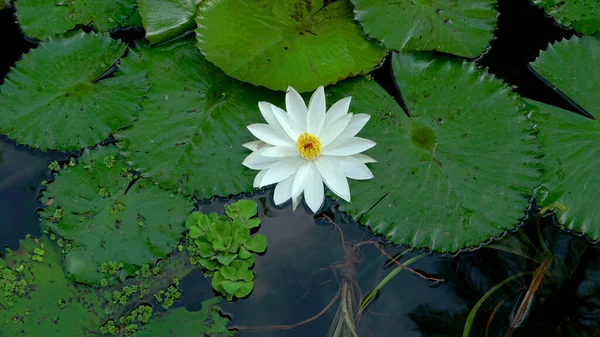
530 36 599 116
115 37 282 198
15 0 137 39
528 36 600 240
0 32 148 151
351 0 497 58
195 0 385 92
532 0 600 35
39 145 192 284
0 237 108 336
138 0 200 45
132 297 234 336
334 53 539 252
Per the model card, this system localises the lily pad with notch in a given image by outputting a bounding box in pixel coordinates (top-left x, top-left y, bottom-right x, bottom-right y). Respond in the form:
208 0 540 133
529 35 600 241
39 145 192 284
332 53 540 252
195 0 385 92
351 0 498 58
0 32 148 151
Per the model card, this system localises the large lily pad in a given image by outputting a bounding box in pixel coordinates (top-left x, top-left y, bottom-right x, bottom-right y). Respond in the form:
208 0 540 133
132 297 233 336
115 38 282 198
529 36 600 240
532 0 600 35
351 0 497 58
334 53 539 252
39 146 192 284
0 237 108 336
0 32 148 151
138 0 200 45
15 0 137 39
195 0 385 92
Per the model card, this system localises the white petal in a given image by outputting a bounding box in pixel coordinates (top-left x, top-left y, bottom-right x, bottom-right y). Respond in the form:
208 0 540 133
353 153 377 163
314 156 351 202
304 167 324 213
291 161 313 204
273 175 294 205
292 193 302 211
258 157 303 187
323 97 351 128
322 137 376 156
285 86 307 128
258 102 284 129
336 156 374 180
247 124 294 147
253 169 268 188
319 113 352 148
336 114 371 140
243 140 268 151
242 150 279 170
262 146 299 158
272 105 302 141
307 86 326 135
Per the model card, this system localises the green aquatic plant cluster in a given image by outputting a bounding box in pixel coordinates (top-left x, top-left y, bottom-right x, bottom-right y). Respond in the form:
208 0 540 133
186 200 266 300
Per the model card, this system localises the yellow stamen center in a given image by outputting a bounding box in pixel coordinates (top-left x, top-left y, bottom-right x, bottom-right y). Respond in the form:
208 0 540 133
296 132 321 160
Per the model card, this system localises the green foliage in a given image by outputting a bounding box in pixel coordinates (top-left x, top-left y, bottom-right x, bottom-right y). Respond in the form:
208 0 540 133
138 0 201 44
195 0 385 92
532 0 600 35
115 37 283 198
186 200 266 300
334 56 539 252
528 36 600 241
15 0 137 39
131 297 234 337
0 237 109 337
39 145 192 284
0 32 148 151
351 0 497 58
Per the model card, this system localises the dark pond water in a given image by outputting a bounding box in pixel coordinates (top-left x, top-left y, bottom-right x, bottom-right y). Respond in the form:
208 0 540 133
1 1 599 336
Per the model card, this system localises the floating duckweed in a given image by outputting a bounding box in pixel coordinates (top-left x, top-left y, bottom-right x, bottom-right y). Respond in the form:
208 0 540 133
98 187 110 198
52 208 63 220
110 201 127 215
68 158 76 166
154 284 181 310
47 161 60 171
101 261 124 275
103 155 116 168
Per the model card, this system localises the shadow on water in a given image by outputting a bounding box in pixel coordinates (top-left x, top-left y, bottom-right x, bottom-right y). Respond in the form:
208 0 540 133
175 192 600 337
0 139 65 254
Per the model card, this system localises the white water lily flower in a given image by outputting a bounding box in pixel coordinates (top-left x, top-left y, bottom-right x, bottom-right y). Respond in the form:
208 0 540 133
242 86 376 213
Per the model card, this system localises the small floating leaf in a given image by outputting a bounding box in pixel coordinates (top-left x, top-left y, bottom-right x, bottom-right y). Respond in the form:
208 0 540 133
138 0 200 44
39 146 192 284
0 32 148 151
195 0 385 92
334 54 539 252
351 0 497 58
532 0 600 35
529 36 600 240
15 0 137 39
